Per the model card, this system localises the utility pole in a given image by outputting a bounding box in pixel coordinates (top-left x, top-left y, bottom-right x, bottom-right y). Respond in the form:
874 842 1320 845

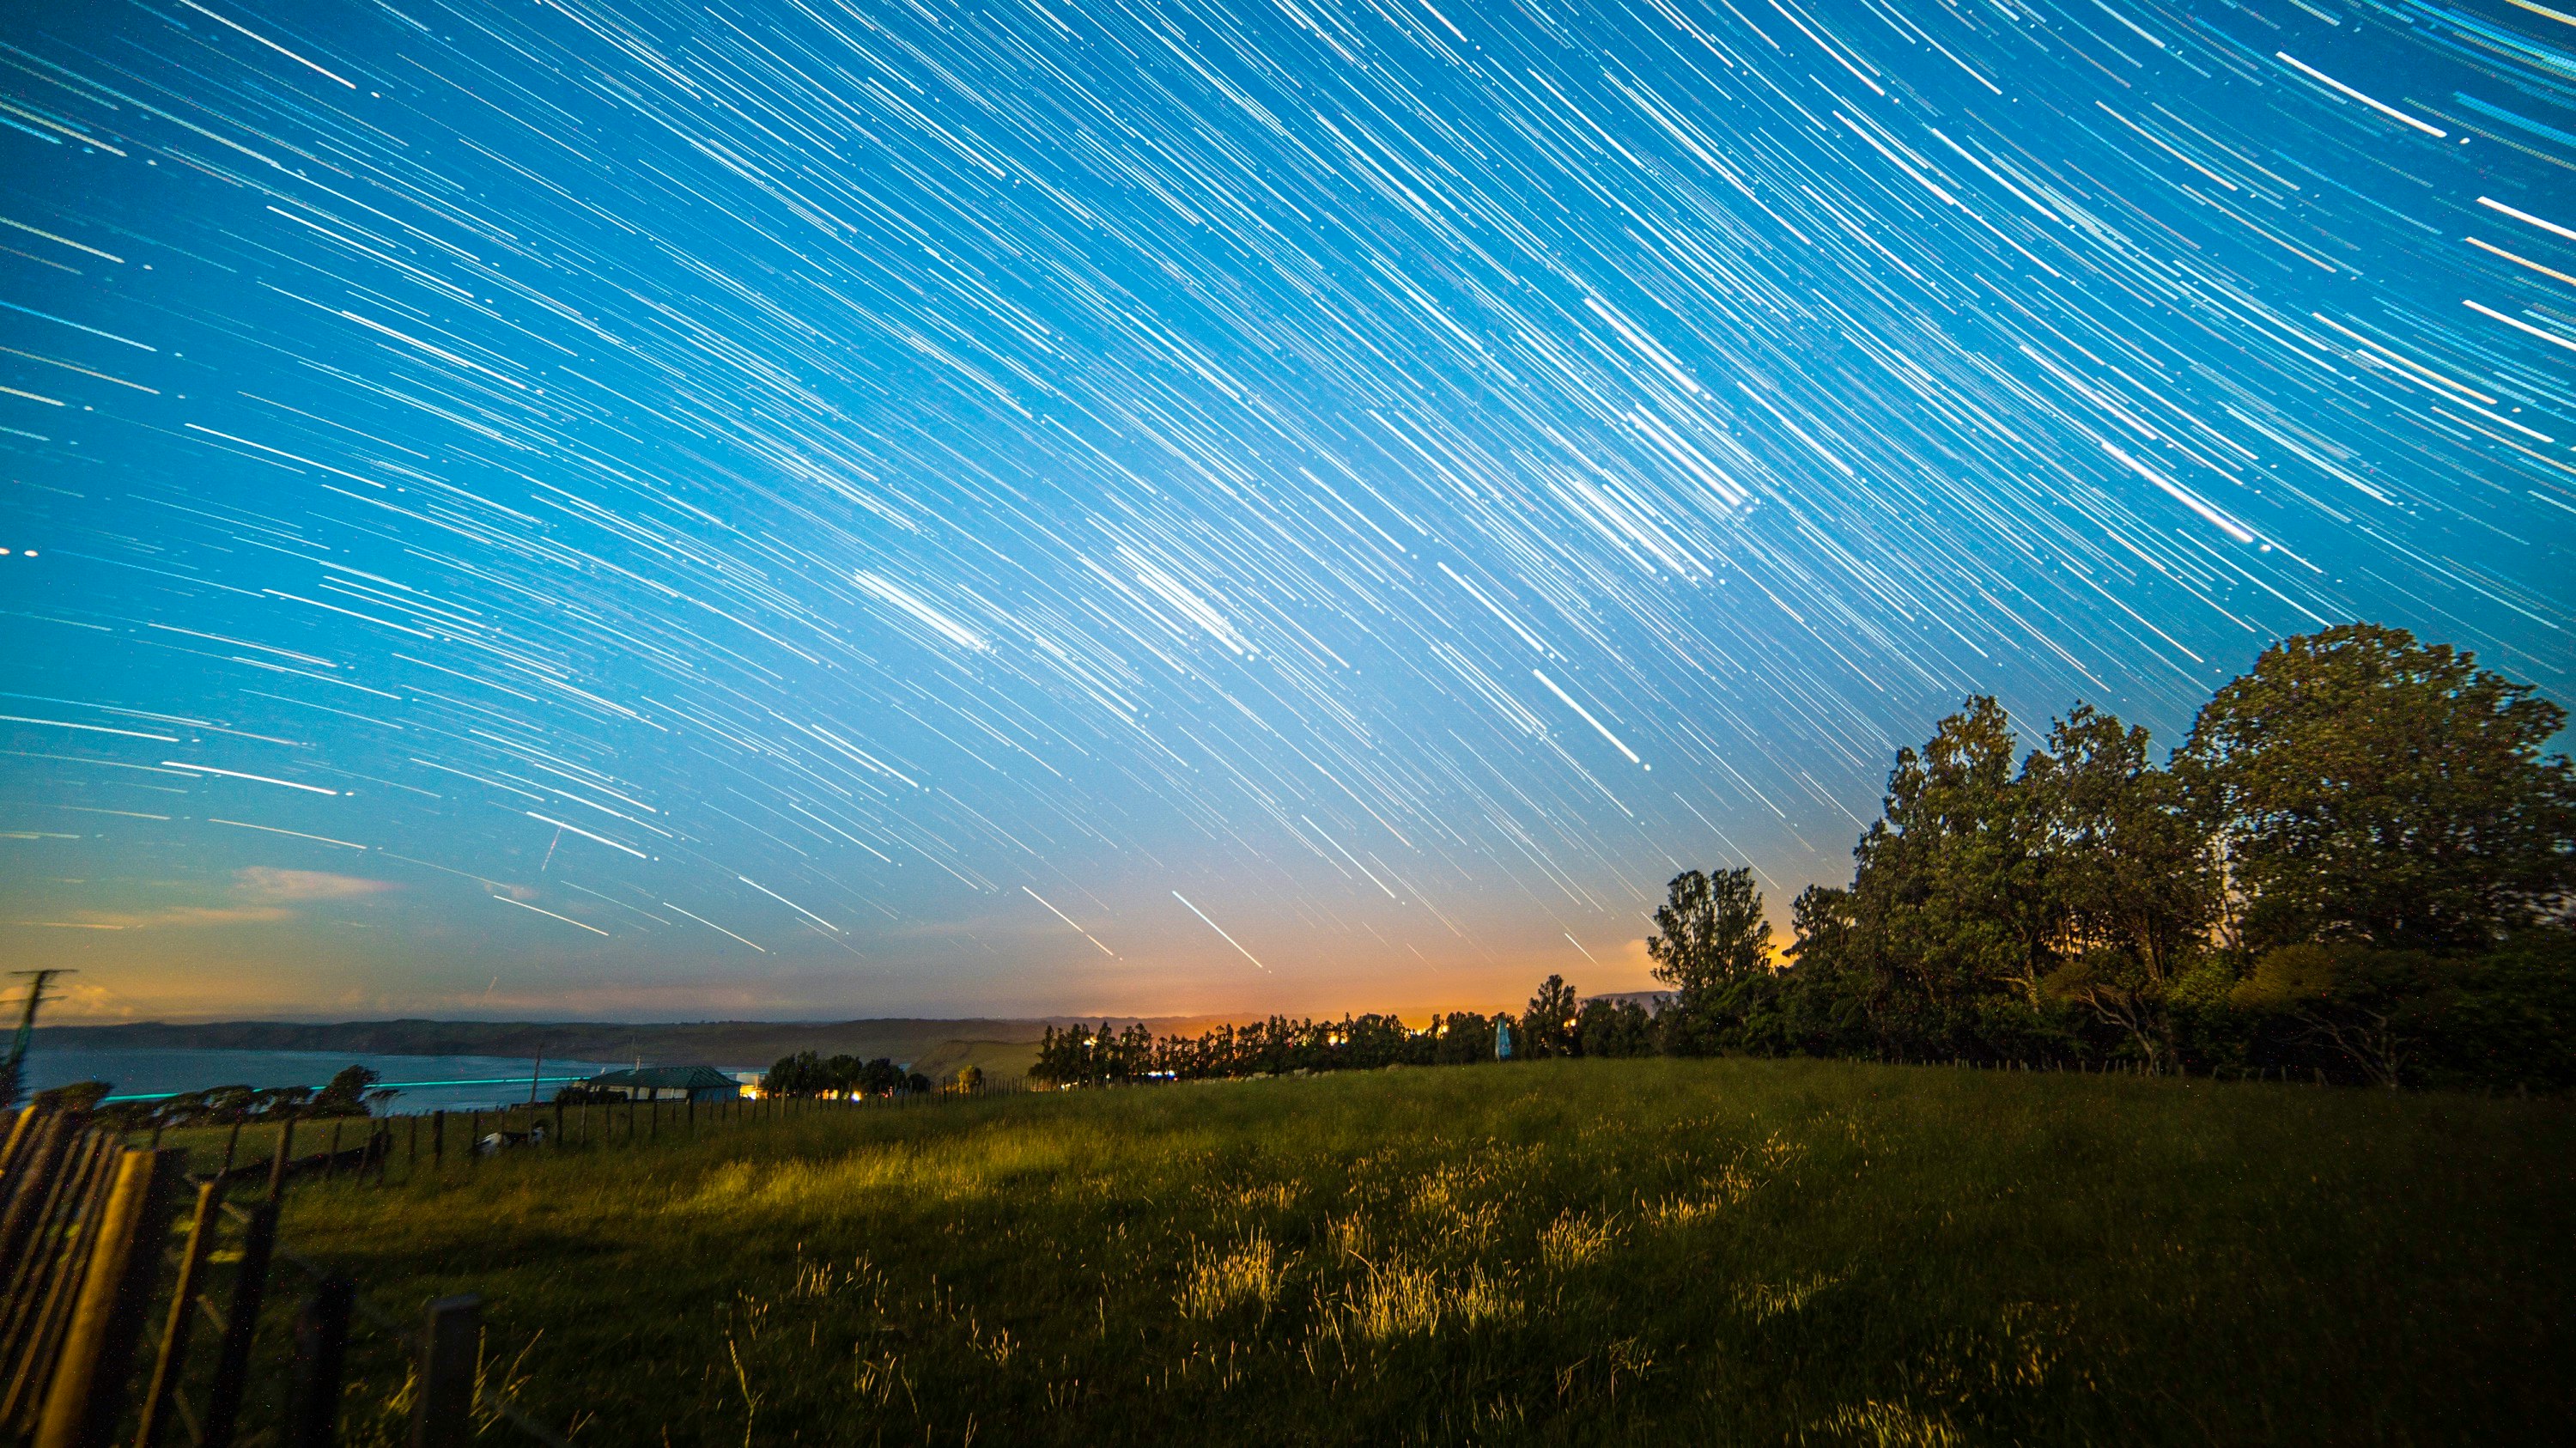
3 968 75 1109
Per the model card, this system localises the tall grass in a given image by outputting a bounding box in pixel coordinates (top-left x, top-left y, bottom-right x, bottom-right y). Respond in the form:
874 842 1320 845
265 1060 2569 1445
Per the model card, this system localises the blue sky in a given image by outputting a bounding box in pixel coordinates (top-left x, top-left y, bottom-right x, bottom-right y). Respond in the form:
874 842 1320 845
2 0 2570 1022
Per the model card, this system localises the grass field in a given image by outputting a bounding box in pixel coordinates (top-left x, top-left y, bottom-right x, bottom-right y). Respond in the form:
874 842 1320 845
252 1061 2567 1445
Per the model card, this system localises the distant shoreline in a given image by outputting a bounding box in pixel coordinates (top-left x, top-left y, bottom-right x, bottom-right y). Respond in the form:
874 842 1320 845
29 1017 1055 1066
28 998 1668 1080
28 995 1670 1061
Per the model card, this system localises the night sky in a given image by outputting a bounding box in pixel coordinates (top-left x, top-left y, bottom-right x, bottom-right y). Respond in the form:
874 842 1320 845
2 0 2569 1023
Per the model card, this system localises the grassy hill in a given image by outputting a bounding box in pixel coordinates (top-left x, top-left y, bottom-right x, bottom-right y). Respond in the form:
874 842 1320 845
259 1060 2567 1445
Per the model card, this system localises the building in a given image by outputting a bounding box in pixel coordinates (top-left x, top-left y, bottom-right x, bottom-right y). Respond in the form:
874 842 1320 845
581 1065 741 1103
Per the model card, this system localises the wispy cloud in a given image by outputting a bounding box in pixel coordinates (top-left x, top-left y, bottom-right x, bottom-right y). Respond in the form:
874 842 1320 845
233 867 398 903
12 904 296 931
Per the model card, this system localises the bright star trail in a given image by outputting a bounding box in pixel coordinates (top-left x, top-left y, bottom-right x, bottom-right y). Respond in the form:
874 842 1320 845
1 0 2569 1019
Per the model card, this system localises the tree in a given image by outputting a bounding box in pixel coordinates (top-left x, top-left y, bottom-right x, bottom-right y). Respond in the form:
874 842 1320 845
2031 706 2221 1072
1522 974 1579 1057
2182 624 2576 954
765 1049 823 1097
1774 885 1871 1058
1848 697 2057 1016
1647 867 1770 1053
310 1064 383 1117
1575 997 1655 1057
2231 943 2439 1089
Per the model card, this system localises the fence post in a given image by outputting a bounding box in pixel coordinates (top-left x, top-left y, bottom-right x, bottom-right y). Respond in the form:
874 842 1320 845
0 1129 118 1419
410 1293 482 1448
283 1277 355 1448
0 1105 35 1177
134 1178 222 1448
431 1111 444 1171
200 1199 278 1448
266 1116 298 1201
34 1147 185 1448
0 1108 70 1266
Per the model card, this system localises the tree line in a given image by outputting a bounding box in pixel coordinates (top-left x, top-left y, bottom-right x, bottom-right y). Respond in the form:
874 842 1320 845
760 1050 933 1098
1038 625 2573 1092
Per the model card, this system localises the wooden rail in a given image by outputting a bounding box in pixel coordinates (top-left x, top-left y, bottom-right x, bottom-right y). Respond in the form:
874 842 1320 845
0 1104 567 1448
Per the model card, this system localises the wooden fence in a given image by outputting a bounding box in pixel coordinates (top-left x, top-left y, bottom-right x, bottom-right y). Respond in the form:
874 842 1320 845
0 1104 559 1448
1 1080 1040 1443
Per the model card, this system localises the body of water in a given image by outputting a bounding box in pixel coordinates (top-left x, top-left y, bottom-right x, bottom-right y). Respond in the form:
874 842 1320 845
13 1048 738 1112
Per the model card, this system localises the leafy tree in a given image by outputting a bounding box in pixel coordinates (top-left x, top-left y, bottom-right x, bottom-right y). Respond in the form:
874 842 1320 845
2232 943 2439 1089
1646 867 1770 1053
2182 624 2576 954
765 1049 824 1096
1431 1012 1498 1065
1521 974 1579 1057
1845 697 2056 1019
2032 706 2221 1072
2432 930 2576 1091
1575 997 1655 1057
309 1063 383 1117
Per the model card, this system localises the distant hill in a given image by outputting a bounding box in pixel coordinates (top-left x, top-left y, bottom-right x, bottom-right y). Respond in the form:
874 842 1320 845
27 1014 1275 1081
32 1018 1054 1075
32 1005 1582 1080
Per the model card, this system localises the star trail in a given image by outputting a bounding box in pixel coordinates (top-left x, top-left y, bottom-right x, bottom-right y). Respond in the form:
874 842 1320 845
1 0 2570 1019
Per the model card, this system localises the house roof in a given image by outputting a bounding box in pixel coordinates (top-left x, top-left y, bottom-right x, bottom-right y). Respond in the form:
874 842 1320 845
585 1065 738 1090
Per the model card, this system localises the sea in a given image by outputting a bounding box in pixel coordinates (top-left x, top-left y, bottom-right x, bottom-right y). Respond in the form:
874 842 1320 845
15 1048 690 1112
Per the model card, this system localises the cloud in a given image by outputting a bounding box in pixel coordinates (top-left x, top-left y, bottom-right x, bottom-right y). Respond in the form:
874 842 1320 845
233 868 398 903
14 905 297 931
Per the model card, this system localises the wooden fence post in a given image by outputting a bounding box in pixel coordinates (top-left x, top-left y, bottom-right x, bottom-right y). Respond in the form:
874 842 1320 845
34 1147 184 1448
410 1294 482 1448
265 1117 297 1202
0 1130 117 1418
0 1106 36 1177
283 1277 355 1448
430 1112 444 1171
134 1178 222 1448
200 1200 278 1448
0 1109 70 1267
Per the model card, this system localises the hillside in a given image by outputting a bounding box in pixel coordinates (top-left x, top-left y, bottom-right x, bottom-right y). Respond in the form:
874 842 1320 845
258 1058 2567 1445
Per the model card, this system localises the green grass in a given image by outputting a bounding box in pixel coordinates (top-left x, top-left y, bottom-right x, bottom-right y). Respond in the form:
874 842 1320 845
252 1061 2567 1445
